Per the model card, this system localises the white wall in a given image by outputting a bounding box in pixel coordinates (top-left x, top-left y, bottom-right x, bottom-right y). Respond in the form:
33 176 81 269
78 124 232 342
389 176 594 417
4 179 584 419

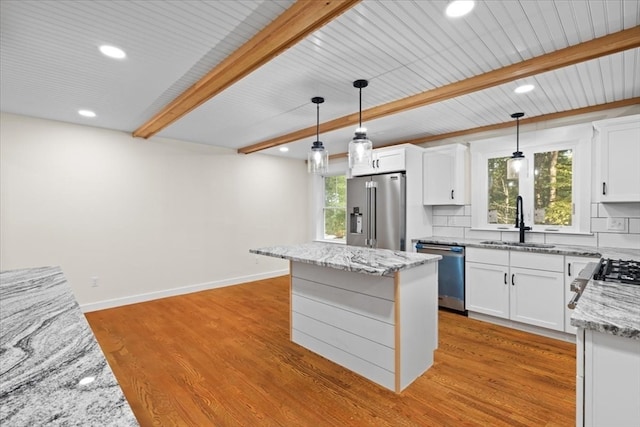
0 113 310 310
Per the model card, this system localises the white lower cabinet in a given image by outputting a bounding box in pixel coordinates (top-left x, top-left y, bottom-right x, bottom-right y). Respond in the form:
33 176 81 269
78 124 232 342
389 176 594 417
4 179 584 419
578 328 640 426
510 266 564 331
465 260 509 318
466 247 565 332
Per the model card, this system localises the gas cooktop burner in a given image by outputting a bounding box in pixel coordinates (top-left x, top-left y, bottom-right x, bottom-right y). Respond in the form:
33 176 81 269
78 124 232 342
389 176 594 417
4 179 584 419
593 259 640 285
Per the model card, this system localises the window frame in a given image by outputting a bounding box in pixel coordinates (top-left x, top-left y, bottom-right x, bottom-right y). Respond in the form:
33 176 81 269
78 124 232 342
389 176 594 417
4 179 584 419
471 123 592 234
311 159 349 243
321 174 347 242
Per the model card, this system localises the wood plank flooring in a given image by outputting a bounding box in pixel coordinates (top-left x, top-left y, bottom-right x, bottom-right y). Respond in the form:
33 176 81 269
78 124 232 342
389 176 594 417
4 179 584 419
85 275 576 427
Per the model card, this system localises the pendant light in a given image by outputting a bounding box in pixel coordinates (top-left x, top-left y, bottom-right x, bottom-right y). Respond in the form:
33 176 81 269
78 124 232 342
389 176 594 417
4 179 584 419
308 96 328 174
507 112 527 179
348 79 373 169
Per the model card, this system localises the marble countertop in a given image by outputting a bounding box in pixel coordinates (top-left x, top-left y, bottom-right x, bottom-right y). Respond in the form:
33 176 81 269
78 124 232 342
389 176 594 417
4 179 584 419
571 279 640 340
0 267 138 426
251 242 441 276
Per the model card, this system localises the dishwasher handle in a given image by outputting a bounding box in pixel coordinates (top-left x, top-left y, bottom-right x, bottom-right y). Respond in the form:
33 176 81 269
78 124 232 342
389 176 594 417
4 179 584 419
416 243 464 254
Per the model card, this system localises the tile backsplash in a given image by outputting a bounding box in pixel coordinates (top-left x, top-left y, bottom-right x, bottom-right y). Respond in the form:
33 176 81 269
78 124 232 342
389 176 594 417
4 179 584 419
432 203 640 250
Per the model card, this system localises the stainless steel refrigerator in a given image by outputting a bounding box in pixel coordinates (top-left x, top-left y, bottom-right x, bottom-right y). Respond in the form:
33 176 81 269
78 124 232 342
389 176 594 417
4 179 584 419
347 172 406 251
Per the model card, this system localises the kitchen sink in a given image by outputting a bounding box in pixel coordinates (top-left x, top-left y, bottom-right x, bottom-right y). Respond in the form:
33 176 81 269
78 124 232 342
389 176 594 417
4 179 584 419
480 240 555 249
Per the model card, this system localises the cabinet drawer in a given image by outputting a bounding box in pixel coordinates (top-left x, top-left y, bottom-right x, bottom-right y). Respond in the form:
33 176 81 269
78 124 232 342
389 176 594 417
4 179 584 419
466 247 509 265
510 251 563 272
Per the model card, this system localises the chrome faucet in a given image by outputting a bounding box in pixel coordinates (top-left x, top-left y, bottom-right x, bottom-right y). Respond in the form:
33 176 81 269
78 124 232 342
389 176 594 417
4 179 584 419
515 195 531 243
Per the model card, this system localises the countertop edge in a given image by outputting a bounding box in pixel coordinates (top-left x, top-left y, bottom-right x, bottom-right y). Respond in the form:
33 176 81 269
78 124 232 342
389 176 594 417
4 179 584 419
251 243 441 276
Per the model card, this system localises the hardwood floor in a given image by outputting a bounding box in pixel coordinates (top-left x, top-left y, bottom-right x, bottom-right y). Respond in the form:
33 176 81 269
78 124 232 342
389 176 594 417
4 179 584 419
85 275 576 426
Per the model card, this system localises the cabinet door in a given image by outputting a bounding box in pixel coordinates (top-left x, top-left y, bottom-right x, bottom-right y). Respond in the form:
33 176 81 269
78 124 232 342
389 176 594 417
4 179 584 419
599 120 640 202
584 330 640 427
375 149 405 174
465 261 509 319
510 267 564 331
565 256 600 334
423 150 454 205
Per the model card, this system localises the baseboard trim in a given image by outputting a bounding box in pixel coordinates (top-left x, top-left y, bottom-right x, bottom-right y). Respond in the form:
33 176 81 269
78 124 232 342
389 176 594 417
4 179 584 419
467 311 576 343
80 269 289 313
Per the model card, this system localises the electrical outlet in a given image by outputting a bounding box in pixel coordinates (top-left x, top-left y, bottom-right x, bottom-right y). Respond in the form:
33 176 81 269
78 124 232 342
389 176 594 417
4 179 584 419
607 217 625 231
91 276 99 287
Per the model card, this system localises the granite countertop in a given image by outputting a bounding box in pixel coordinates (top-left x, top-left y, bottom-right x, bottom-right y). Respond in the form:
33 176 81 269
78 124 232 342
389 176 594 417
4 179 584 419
0 267 138 426
251 242 441 276
413 236 606 257
571 280 640 340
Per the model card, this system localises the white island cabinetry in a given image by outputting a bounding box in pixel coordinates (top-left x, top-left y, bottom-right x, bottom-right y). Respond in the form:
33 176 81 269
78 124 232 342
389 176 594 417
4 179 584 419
252 242 440 393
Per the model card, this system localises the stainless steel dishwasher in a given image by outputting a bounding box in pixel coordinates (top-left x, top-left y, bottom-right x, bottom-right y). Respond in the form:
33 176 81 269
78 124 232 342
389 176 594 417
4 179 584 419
415 242 465 313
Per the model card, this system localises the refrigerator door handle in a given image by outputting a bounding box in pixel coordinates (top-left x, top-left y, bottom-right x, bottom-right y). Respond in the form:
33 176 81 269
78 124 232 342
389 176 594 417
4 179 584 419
366 181 377 247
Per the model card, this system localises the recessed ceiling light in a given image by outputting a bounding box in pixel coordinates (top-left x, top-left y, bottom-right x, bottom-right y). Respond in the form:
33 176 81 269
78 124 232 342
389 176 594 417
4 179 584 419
515 84 535 94
78 109 96 118
99 45 126 59
446 1 475 18
279 147 289 152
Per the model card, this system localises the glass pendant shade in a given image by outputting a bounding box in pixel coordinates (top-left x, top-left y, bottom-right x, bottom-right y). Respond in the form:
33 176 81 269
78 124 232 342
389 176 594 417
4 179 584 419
507 153 527 179
507 112 526 179
348 127 373 168
308 141 329 174
348 80 373 169
307 96 328 174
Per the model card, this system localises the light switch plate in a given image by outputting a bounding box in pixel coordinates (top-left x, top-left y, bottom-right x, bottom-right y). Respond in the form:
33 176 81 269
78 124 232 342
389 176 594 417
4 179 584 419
606 217 625 231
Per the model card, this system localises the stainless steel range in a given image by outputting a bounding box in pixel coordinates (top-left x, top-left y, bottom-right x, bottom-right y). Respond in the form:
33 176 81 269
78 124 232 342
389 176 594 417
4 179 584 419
568 258 640 310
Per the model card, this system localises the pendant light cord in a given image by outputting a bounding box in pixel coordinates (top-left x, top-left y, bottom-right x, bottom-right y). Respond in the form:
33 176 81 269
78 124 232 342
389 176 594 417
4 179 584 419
516 116 519 151
359 87 362 128
316 101 320 141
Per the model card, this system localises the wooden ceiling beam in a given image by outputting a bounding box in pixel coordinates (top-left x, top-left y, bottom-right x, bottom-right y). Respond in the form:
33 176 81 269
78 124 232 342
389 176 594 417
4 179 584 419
132 0 361 139
239 26 640 154
326 97 640 160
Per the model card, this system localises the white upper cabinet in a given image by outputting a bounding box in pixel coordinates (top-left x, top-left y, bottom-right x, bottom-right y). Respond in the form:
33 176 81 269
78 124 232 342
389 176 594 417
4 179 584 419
423 143 469 205
351 146 406 176
594 115 640 203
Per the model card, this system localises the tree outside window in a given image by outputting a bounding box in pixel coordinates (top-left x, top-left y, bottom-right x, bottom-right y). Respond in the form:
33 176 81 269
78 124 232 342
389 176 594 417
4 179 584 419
324 175 346 240
488 156 519 224
534 149 573 226
486 149 573 228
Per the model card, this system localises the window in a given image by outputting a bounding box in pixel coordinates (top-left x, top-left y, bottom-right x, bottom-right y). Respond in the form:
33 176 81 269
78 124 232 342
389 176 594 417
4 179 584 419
472 123 592 234
488 156 519 225
487 149 574 228
533 149 573 226
323 175 346 241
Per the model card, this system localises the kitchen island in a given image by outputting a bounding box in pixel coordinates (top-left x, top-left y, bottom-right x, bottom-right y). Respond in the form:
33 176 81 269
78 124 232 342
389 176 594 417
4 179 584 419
251 242 441 393
0 267 138 426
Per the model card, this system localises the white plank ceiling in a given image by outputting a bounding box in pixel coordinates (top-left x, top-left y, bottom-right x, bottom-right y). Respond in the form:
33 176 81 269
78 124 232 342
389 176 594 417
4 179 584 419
1 0 639 161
